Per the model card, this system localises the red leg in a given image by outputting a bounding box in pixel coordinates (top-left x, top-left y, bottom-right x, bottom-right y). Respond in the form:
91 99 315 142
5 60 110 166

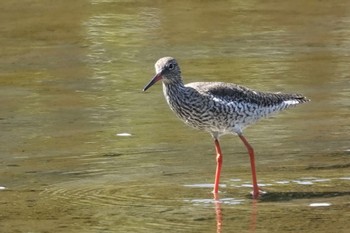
213 139 223 193
238 134 260 199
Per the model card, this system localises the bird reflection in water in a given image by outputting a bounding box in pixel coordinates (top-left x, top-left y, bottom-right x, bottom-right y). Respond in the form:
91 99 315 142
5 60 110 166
213 193 258 233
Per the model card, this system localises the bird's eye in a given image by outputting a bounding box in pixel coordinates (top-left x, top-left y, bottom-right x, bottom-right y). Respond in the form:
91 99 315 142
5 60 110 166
168 63 174 70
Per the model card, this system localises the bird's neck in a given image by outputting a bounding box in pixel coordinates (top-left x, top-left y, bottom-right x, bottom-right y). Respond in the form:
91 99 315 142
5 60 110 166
162 78 190 113
162 77 186 97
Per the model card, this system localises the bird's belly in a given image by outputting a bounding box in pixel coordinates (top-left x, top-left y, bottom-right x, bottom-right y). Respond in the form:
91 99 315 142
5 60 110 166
167 97 268 134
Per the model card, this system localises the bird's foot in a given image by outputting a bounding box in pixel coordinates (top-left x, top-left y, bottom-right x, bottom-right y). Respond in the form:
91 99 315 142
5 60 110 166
251 188 267 199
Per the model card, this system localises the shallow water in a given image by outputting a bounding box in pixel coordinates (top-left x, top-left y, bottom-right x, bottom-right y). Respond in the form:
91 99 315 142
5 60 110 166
1 0 350 232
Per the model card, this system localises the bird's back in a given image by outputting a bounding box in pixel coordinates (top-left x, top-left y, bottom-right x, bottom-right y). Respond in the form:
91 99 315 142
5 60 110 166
187 82 308 106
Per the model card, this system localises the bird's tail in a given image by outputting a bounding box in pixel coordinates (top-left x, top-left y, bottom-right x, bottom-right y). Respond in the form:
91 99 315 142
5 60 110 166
280 94 310 106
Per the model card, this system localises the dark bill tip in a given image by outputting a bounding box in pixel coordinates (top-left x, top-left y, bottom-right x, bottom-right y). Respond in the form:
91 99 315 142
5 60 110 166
143 73 162 91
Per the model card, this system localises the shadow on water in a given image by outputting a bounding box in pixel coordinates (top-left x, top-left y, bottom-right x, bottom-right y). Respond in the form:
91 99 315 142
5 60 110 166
213 190 350 233
258 191 350 202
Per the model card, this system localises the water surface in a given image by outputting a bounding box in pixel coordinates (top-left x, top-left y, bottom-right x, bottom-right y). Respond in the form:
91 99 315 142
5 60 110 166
1 1 349 233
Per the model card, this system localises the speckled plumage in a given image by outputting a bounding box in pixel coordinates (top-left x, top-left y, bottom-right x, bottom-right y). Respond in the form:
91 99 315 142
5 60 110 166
143 56 309 198
145 57 309 138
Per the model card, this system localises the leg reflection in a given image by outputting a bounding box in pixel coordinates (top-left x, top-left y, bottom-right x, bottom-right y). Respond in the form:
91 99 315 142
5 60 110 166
249 200 258 233
212 193 258 233
213 193 222 233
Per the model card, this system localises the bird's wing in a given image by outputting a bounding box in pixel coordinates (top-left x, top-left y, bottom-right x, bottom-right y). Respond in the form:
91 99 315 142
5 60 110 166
186 82 308 106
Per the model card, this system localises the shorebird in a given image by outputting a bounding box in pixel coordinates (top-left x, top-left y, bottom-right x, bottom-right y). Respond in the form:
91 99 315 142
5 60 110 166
143 57 309 199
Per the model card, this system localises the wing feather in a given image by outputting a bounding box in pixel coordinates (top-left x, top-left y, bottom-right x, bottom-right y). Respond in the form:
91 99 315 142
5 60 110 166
186 82 309 107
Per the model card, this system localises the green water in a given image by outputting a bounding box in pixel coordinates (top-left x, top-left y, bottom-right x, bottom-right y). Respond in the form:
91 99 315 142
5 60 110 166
0 1 349 232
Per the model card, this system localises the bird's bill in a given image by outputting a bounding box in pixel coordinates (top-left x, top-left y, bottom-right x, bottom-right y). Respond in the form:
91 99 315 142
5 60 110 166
143 73 162 91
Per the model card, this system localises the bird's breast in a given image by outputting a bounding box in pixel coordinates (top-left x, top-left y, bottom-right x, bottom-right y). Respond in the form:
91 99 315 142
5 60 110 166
164 90 241 132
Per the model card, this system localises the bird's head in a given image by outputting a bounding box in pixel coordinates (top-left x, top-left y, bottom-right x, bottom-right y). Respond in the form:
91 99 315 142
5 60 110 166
143 57 181 91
